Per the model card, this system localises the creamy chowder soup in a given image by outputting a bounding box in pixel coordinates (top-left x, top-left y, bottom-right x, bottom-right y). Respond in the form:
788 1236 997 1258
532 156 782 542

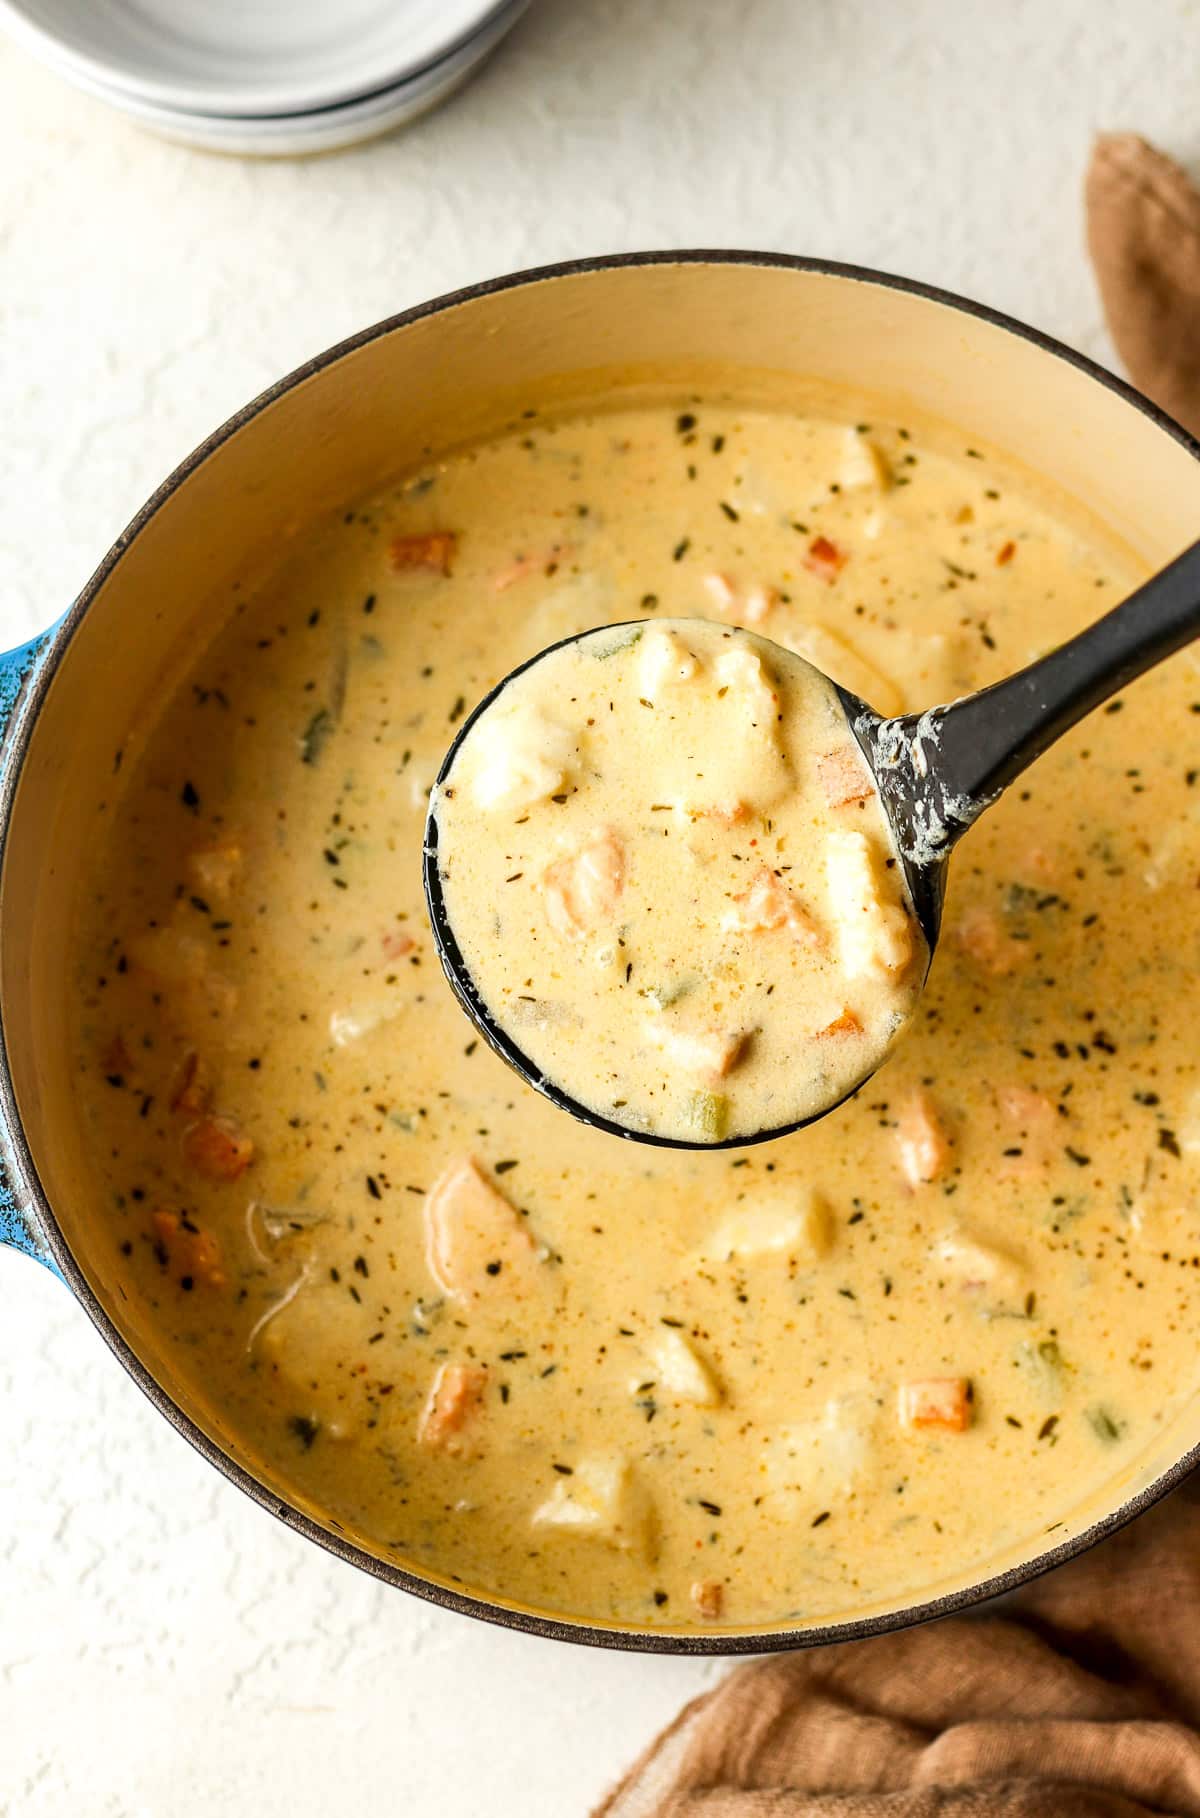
72 403 1200 1633
432 619 925 1142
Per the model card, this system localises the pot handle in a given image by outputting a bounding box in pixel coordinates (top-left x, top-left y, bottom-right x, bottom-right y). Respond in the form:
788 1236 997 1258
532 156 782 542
0 625 64 1275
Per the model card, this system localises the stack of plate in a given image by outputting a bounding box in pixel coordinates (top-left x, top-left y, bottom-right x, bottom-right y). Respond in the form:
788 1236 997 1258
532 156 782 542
0 0 529 154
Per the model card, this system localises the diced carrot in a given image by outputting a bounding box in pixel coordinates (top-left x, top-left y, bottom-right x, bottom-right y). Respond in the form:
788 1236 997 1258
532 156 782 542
423 1157 545 1305
170 1050 211 1116
389 531 458 576
700 572 779 626
816 1009 863 1039
543 829 625 939
952 905 1025 976
182 1114 254 1181
803 535 848 584
817 748 873 809
381 928 418 961
690 1578 724 1620
896 1090 952 1187
418 1361 488 1453
898 1377 972 1432
996 540 1016 566
151 1208 227 1289
654 1024 748 1080
723 865 822 946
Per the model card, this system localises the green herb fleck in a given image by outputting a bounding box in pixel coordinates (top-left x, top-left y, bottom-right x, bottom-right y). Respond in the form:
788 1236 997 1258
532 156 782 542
300 709 333 766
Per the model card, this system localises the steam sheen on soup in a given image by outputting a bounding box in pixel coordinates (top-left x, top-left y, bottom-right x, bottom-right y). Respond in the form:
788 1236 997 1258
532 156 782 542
72 403 1200 1631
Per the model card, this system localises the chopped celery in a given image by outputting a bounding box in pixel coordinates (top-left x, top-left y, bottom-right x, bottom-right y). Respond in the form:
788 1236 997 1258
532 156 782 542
683 1090 729 1142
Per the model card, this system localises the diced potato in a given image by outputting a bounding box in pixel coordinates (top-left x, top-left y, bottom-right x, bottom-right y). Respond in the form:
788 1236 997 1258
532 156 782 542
700 1189 832 1262
690 1578 724 1620
712 643 779 720
721 866 822 946
638 626 700 698
531 1455 657 1558
700 574 778 626
417 1362 488 1453
186 840 242 901
838 428 891 492
1125 1171 1197 1245
896 1090 952 1186
328 997 403 1047
701 572 737 613
824 829 914 981
464 702 576 813
130 925 208 985
543 828 625 938
930 1228 1027 1307
639 1328 722 1406
764 1396 875 1506
742 584 779 625
638 630 790 815
647 1021 748 1080
898 1377 972 1433
129 924 237 1027
423 1156 546 1305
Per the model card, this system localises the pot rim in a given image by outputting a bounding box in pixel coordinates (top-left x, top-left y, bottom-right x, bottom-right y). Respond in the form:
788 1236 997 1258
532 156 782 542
7 249 1200 1654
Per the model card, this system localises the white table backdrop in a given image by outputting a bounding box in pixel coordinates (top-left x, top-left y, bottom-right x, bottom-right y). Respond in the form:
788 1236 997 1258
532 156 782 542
0 3 1194 1811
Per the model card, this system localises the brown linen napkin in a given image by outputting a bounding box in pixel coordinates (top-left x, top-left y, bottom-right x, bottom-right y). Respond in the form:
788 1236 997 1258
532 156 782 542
1087 133 1200 436
596 1486 1200 1817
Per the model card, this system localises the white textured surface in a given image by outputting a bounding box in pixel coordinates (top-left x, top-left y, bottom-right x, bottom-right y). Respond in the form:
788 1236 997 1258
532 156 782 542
0 3 1196 1812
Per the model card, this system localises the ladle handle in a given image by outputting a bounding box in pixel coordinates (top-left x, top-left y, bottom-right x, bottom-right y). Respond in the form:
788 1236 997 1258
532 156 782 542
886 534 1200 847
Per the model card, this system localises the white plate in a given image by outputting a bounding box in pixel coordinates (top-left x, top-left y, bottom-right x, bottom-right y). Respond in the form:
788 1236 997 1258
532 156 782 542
0 0 515 117
39 0 528 156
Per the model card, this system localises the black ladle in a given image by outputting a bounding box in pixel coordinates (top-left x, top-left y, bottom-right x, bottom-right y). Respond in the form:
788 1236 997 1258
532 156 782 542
425 540 1200 1148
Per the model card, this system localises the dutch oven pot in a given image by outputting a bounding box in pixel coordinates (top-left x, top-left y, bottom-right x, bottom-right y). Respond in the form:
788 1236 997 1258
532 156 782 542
3 255 1198 1652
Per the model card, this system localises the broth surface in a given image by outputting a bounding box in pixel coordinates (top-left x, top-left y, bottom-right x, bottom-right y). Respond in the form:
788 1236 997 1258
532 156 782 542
71 404 1200 1631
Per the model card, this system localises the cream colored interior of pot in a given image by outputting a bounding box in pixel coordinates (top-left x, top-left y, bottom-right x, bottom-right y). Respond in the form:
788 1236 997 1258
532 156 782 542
6 260 1200 1634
